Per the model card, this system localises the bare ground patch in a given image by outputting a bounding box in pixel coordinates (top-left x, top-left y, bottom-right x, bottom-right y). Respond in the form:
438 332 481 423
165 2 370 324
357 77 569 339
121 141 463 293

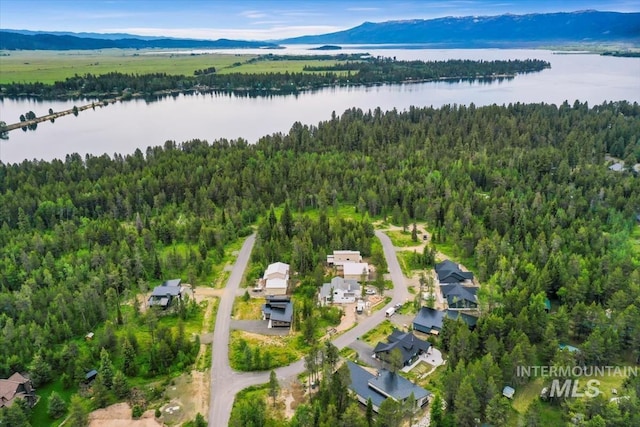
88 403 161 427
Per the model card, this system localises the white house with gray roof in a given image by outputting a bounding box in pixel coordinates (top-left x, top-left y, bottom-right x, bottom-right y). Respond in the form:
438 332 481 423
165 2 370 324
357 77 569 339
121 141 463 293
319 277 361 305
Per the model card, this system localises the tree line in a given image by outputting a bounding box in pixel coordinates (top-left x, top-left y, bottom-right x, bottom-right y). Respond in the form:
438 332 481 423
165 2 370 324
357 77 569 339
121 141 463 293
0 57 549 100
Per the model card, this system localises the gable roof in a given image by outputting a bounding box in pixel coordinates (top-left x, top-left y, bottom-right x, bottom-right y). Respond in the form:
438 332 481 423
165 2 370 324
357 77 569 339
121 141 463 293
265 262 289 278
413 307 478 331
162 278 182 287
319 277 360 299
0 373 33 408
346 361 430 407
440 283 478 305
373 330 430 365
413 307 447 331
435 260 474 283
151 285 182 297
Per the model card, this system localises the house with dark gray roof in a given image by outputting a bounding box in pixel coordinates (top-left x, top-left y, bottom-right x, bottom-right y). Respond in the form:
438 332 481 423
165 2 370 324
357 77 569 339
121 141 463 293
435 260 474 283
262 295 294 328
440 283 478 310
346 361 431 413
147 278 183 309
373 329 430 366
413 307 478 335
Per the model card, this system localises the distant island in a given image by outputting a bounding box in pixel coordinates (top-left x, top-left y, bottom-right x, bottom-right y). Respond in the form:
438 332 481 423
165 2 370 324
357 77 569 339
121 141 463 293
602 50 640 58
310 45 342 51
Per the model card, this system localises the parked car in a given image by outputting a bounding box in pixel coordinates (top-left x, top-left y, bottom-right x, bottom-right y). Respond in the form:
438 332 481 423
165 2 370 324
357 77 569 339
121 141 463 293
365 288 376 295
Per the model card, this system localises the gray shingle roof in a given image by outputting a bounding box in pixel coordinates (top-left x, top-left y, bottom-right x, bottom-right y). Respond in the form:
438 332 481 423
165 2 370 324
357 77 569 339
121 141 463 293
347 362 430 406
373 330 430 365
435 260 474 283
319 277 360 300
413 307 478 332
440 283 478 305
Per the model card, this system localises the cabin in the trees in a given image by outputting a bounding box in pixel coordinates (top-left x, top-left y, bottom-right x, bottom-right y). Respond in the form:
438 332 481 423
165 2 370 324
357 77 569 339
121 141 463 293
84 369 98 384
0 373 36 409
346 361 431 413
608 162 624 172
319 277 361 305
412 307 478 335
503 386 515 399
373 329 431 366
262 295 294 328
262 262 290 296
147 278 183 309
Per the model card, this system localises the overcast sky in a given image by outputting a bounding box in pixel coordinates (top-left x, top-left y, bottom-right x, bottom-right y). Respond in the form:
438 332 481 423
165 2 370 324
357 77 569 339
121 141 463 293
1 0 638 40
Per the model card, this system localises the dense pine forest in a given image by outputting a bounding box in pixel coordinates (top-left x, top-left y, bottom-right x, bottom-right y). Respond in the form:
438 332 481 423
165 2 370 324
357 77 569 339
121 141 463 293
1 100 639 425
0 57 549 99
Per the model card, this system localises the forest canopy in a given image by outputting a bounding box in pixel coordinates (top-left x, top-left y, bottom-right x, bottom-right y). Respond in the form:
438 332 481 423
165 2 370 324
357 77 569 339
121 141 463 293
1 100 639 425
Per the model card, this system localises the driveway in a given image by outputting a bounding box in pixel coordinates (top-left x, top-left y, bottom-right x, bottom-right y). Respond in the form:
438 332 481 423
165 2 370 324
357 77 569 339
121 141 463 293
348 340 382 368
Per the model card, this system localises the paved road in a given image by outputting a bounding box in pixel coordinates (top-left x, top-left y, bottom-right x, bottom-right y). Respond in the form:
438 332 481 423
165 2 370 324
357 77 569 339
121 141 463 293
208 230 407 427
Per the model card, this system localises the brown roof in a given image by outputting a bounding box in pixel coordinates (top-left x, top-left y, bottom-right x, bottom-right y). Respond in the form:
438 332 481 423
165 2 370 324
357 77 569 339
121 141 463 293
0 373 33 408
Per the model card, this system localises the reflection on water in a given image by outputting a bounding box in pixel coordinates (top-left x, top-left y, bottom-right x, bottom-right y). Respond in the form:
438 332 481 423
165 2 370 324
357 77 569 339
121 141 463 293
0 48 638 164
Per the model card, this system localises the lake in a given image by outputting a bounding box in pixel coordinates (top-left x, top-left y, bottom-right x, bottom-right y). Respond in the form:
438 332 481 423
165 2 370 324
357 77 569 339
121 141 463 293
1 47 639 164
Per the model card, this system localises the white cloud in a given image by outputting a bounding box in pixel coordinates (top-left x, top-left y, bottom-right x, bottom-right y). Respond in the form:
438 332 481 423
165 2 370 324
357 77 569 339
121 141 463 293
346 7 381 12
239 10 268 19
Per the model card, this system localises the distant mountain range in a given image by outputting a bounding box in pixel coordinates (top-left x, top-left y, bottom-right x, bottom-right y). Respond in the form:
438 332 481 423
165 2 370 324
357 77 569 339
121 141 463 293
0 31 279 50
282 10 640 47
1 10 638 50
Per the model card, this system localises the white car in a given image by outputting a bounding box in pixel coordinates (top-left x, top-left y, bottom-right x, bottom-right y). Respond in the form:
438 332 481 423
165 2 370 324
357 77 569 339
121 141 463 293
365 289 376 295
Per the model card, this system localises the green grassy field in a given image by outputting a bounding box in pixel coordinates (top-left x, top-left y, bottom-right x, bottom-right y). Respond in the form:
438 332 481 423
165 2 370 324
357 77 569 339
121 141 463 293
0 50 351 84
232 296 264 320
360 319 396 345
397 250 424 277
29 378 77 427
387 230 421 247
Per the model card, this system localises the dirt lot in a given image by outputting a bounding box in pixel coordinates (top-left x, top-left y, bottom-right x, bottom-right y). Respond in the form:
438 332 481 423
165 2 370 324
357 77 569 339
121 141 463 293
88 403 162 427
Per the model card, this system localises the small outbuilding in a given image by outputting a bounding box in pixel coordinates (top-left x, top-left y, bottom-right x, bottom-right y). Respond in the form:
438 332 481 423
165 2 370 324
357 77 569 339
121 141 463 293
503 386 515 399
85 369 98 384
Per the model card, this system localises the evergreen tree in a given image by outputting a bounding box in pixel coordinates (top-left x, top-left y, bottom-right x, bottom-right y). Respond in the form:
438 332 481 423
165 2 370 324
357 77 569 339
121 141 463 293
268 370 279 407
67 395 88 427
454 377 480 427
98 348 115 389
47 391 67 419
376 398 402 427
112 371 130 399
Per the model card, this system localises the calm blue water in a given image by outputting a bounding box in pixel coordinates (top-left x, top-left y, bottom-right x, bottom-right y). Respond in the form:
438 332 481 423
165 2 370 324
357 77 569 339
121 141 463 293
1 47 639 164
